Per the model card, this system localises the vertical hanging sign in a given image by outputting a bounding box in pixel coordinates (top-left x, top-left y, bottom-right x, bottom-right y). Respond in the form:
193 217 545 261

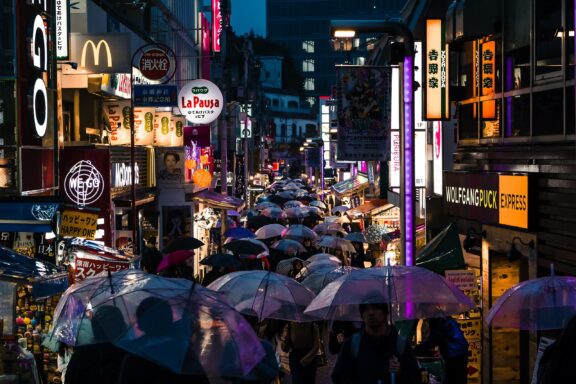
481 40 496 119
212 0 222 53
424 19 449 120
55 0 69 59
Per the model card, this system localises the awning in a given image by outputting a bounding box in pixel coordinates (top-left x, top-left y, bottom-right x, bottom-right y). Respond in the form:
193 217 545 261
0 200 60 233
192 189 245 210
331 173 369 197
416 222 466 274
347 198 393 218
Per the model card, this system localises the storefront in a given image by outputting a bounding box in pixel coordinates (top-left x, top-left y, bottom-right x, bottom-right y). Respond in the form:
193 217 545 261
443 171 536 384
330 172 370 209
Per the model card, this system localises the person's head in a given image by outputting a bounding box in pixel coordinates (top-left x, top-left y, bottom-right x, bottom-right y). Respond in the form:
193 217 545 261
292 260 303 272
163 152 180 173
91 305 127 342
136 297 173 336
147 236 157 247
359 303 389 332
303 238 311 247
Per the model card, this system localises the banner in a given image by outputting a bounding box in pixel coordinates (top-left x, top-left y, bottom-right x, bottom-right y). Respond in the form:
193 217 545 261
133 107 155 146
170 116 186 147
336 66 391 161
103 101 131 145
154 111 173 146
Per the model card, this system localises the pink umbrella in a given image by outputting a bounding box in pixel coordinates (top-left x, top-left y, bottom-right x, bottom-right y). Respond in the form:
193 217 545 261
156 250 194 273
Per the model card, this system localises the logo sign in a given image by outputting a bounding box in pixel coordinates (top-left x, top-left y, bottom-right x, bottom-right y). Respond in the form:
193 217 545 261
112 162 140 188
133 85 178 107
212 0 222 53
55 0 69 59
60 210 99 240
424 19 450 120
178 79 223 124
134 44 177 83
64 160 105 207
480 40 496 119
70 33 130 73
444 172 530 229
29 1 50 138
101 73 131 99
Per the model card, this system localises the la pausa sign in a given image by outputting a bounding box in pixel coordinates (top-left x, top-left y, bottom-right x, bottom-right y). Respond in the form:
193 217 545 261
443 172 531 229
178 79 223 125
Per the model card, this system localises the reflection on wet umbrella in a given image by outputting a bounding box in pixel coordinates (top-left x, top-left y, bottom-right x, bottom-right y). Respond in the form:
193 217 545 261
284 200 304 208
333 205 350 214
261 207 286 219
486 266 576 330
281 224 318 242
157 250 195 273
309 200 327 210
304 266 475 322
301 266 357 294
255 224 286 240
363 224 389 244
307 253 342 264
283 207 306 220
224 227 255 240
277 190 296 199
270 239 307 255
313 223 348 237
208 270 317 322
317 236 356 253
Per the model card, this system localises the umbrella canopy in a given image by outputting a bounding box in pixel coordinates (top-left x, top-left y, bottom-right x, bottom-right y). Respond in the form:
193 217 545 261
277 191 296 199
317 236 356 253
313 223 348 237
246 215 274 231
296 260 342 281
283 200 304 208
200 253 242 269
261 207 286 219
301 266 357 294
208 270 317 322
309 200 327 210
224 227 255 240
276 257 309 276
283 207 306 219
363 225 389 244
304 266 475 322
333 205 349 214
255 202 281 211
345 232 368 243
416 222 466 273
270 239 307 255
307 253 342 264
223 238 269 256
486 272 576 330
162 236 204 253
255 224 286 240
281 224 318 242
157 250 195 273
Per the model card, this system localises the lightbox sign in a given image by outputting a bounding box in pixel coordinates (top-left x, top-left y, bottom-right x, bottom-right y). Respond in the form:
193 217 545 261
212 0 222 53
55 0 69 59
178 79 223 124
69 33 131 73
424 19 449 120
481 40 496 119
433 121 443 195
112 162 140 188
443 172 530 229
64 160 105 207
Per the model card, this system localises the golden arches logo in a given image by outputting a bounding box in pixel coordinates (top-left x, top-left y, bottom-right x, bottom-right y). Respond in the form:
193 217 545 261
81 40 112 68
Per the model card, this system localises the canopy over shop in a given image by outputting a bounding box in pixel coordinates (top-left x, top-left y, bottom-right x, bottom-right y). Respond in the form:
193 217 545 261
330 172 370 207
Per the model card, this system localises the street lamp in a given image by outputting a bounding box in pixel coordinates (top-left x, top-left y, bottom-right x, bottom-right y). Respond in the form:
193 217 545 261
331 20 415 266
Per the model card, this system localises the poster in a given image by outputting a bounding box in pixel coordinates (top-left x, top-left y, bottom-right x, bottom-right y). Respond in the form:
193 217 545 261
162 206 191 245
156 148 185 187
336 66 391 161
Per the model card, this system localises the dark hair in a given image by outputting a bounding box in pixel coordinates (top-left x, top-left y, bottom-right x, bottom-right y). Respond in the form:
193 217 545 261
136 297 173 336
163 152 180 163
359 303 389 316
92 305 127 341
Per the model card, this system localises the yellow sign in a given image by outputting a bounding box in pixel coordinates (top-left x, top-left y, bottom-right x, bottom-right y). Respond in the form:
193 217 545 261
425 19 449 120
60 210 99 240
499 175 528 229
481 41 496 119
81 39 112 68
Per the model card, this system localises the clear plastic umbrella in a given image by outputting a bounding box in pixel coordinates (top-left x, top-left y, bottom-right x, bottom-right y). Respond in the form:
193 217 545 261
255 224 286 240
270 239 307 255
281 224 318 242
301 266 357 294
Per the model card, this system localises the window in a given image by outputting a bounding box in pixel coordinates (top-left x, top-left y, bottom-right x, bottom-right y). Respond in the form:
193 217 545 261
533 89 563 135
302 40 314 53
304 78 315 91
458 103 478 139
307 97 316 107
303 59 315 72
281 123 287 137
272 99 279 107
534 0 562 80
288 100 298 109
504 0 530 90
567 87 575 134
504 94 530 137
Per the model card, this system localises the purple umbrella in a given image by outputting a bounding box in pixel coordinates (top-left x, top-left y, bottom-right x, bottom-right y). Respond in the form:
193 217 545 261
224 227 255 239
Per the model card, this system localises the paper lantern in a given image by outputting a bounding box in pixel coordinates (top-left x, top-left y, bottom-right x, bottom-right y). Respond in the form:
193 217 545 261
185 158 197 170
192 168 212 188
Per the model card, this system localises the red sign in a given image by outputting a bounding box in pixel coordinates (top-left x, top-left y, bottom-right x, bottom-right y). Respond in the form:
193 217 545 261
272 162 280 172
75 255 130 280
134 44 176 84
212 0 222 52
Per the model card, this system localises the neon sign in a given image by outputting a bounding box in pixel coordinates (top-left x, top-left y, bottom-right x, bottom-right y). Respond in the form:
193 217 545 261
112 162 140 188
29 0 49 138
64 160 105 206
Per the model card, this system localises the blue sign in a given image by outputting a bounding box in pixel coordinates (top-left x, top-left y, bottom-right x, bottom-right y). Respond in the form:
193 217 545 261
133 85 178 107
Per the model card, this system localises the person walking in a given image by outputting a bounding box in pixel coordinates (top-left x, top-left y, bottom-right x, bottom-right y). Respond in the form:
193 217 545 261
331 303 422 384
536 314 576 384
415 316 469 384
140 236 162 274
281 321 321 384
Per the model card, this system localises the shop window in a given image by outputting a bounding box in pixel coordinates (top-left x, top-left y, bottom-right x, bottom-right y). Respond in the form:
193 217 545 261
458 102 478 140
504 94 530 137
534 0 562 80
450 40 476 100
503 0 530 90
481 100 501 138
533 88 563 135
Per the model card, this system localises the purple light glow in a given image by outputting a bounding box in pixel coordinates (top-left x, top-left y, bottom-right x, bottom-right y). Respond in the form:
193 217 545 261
403 55 414 267
505 57 513 137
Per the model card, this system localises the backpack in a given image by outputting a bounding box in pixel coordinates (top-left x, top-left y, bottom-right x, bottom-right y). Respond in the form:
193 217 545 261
350 331 407 360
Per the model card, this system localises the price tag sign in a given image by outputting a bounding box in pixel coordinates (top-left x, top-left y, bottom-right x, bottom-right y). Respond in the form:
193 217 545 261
60 210 99 240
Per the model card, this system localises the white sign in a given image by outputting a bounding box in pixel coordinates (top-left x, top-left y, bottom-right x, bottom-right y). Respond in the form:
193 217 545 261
112 162 139 188
30 9 49 138
64 160 105 206
178 79 223 124
55 0 69 59
433 121 443 195
389 130 400 188
445 269 477 290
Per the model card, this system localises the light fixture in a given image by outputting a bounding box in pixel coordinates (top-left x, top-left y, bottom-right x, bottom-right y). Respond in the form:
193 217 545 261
334 30 356 38
507 237 535 262
463 228 486 252
555 29 575 38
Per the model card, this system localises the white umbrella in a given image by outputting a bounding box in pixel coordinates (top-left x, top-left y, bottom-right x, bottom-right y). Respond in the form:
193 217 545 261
255 223 286 240
333 205 350 214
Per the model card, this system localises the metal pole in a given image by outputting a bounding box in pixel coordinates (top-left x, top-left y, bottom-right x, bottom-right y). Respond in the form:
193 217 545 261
130 58 138 256
244 137 248 202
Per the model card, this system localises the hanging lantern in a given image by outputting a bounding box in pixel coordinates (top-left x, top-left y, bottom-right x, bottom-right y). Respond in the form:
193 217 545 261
192 168 212 188
185 158 197 170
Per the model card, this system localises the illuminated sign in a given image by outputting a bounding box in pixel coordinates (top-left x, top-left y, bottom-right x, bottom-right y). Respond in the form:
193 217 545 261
212 0 222 53
424 19 449 120
178 79 223 124
70 34 130 73
134 44 177 83
64 160 105 207
55 0 69 59
101 73 131 99
481 40 496 119
60 210 99 240
112 162 140 188
30 1 49 138
433 121 443 195
444 172 530 229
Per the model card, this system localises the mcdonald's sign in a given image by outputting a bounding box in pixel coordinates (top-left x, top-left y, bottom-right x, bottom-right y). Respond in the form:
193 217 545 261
70 33 130 73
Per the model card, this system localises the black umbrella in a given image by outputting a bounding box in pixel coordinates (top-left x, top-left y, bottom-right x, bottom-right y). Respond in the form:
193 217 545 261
223 239 269 255
162 236 204 253
266 195 287 206
200 253 242 269
246 215 274 230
